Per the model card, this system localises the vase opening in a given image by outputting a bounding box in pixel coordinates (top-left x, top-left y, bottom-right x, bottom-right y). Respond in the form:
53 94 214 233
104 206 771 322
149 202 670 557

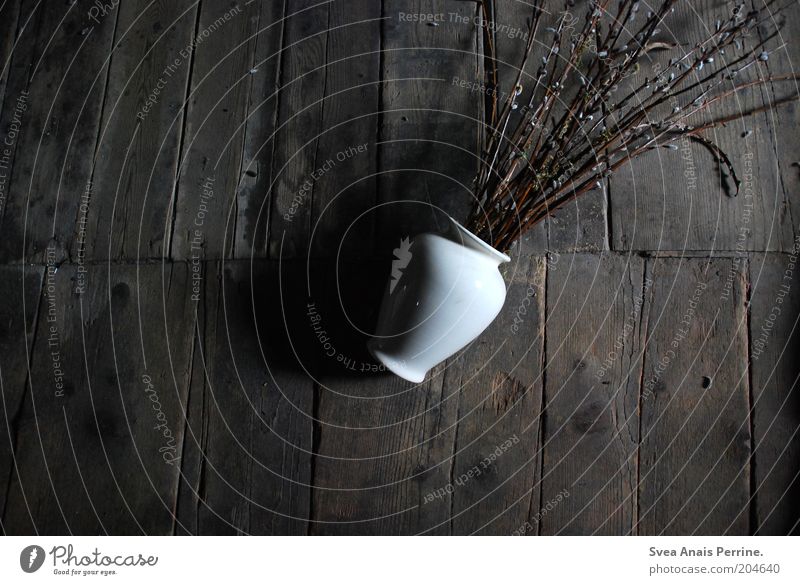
446 216 511 265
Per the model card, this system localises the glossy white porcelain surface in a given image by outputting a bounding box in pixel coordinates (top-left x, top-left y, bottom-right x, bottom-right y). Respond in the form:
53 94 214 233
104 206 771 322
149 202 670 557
367 217 509 382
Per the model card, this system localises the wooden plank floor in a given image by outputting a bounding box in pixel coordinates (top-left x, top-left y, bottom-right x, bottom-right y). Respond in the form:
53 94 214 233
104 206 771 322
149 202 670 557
0 0 798 535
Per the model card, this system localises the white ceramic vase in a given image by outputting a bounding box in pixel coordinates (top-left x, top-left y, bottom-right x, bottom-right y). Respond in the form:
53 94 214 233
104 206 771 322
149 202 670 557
367 216 510 382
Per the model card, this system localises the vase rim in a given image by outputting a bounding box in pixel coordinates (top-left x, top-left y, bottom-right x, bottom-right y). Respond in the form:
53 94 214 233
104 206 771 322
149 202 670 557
446 216 511 264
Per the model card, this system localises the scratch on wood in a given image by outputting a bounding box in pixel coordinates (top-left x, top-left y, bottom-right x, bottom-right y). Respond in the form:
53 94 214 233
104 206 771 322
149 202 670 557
491 371 525 414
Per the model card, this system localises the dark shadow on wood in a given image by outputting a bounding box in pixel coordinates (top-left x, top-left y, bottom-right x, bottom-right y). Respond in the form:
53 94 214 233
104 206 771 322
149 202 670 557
245 258 391 380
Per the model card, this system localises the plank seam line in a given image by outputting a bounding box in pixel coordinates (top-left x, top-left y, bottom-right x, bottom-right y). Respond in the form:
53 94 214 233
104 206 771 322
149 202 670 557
307 380 321 535
265 0 290 260
534 255 548 535
0 267 45 530
82 0 123 261
230 0 263 260
604 176 612 252
633 257 652 536
167 1 205 261
171 269 199 535
446 362 465 536
745 256 758 534
5 250 800 269
304 3 332 255
194 276 214 532
306 2 329 531
374 0 385 251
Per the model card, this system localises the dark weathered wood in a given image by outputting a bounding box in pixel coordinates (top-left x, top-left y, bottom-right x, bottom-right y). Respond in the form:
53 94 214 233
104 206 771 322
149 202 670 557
170 1 271 261
0 0 35 228
0 265 43 532
0 0 798 537
231 1 286 260
638 257 750 534
0 0 22 110
174 260 313 535
610 0 798 252
266 0 332 259
375 0 479 254
308 0 381 258
448 256 545 535
749 252 800 535
3 263 195 534
304 259 457 535
310 365 457 535
84 0 200 261
540 253 644 535
0 0 118 264
750 0 800 247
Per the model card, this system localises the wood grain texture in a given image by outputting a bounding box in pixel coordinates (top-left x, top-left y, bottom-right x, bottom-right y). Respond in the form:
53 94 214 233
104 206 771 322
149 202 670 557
749 0 800 249
637 257 750 535
232 1 286 260
308 0 381 258
0 265 42 533
266 0 332 259
448 256 546 535
309 367 458 535
0 0 41 229
170 0 265 261
0 0 22 111
0 0 797 536
2 263 195 534
174 260 313 535
84 0 199 261
0 0 23 230
307 261 457 535
0 0 118 264
540 253 645 535
376 0 479 254
749 252 800 534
